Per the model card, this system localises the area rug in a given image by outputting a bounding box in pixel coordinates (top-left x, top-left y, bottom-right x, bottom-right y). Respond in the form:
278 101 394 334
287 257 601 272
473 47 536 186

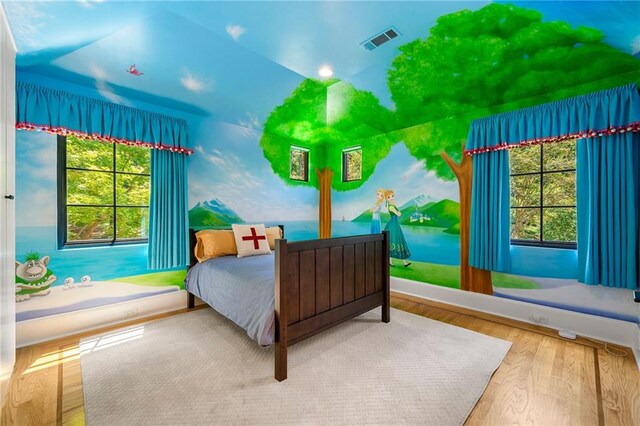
81 307 511 425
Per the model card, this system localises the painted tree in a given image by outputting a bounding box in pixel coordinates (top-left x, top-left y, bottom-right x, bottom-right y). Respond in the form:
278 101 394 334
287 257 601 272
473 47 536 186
260 78 397 237
388 3 640 293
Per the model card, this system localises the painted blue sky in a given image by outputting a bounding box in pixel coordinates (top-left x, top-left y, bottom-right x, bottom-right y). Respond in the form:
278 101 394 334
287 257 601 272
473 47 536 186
14 130 57 227
332 143 459 220
187 120 319 221
4 1 639 121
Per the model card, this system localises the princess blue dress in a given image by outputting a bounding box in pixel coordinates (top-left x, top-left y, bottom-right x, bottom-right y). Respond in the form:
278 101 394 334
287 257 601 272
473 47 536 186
370 203 382 234
384 203 411 259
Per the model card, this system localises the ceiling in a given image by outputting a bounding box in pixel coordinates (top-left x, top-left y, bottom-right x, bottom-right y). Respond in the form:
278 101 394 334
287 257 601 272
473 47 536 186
3 1 640 126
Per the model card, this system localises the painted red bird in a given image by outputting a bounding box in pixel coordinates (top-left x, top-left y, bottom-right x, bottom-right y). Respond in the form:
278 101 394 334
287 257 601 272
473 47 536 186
126 64 144 76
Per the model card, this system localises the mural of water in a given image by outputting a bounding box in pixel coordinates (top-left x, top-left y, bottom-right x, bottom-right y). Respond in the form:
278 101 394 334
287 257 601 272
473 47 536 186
16 226 153 285
274 220 461 266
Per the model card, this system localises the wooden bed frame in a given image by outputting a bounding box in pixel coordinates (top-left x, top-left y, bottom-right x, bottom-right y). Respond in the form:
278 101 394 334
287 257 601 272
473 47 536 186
187 226 390 381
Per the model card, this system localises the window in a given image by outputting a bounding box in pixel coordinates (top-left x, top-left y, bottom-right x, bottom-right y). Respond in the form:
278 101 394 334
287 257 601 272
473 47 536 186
509 141 577 248
289 146 309 181
342 146 362 182
58 135 150 247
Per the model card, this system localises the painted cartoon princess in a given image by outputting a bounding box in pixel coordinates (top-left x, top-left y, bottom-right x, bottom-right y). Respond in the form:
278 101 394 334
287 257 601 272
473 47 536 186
383 189 411 267
369 188 385 234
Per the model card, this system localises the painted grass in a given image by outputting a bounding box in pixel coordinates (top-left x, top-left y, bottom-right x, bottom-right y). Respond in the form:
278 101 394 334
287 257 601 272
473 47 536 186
390 260 539 290
113 270 187 290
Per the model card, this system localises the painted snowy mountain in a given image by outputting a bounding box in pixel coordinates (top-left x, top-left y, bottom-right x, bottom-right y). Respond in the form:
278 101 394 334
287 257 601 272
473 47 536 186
398 194 436 211
351 194 460 234
188 198 244 227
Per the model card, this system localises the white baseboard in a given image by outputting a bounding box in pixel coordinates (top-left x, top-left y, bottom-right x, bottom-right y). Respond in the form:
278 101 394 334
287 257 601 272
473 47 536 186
392 277 639 355
17 290 187 348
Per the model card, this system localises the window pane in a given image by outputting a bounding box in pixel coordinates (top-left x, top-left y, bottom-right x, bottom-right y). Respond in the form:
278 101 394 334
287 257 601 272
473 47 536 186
543 208 577 242
67 206 113 241
543 141 575 171
343 149 362 181
290 148 308 181
510 208 540 241
116 208 149 239
67 170 114 205
510 174 540 207
543 172 576 207
510 145 540 174
67 136 113 171
116 174 150 206
116 144 150 174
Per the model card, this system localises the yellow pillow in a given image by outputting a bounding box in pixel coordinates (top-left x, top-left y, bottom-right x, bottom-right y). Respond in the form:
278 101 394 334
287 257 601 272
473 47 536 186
194 227 282 262
194 230 237 262
266 226 283 249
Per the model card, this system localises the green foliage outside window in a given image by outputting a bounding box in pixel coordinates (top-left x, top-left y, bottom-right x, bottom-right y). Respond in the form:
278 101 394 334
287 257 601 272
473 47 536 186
289 147 308 181
342 147 362 182
510 141 577 245
63 135 150 244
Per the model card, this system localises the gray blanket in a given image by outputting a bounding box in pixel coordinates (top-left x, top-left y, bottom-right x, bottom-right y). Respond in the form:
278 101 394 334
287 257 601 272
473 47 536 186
185 254 275 346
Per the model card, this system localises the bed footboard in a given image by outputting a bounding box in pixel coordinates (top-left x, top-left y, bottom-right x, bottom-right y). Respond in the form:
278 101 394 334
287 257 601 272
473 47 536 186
274 231 390 381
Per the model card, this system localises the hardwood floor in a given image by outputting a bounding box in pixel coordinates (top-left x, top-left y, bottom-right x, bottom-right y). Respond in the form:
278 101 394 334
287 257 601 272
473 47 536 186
2 294 639 425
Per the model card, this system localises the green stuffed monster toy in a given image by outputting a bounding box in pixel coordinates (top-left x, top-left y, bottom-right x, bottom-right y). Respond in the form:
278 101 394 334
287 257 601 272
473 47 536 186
15 252 57 302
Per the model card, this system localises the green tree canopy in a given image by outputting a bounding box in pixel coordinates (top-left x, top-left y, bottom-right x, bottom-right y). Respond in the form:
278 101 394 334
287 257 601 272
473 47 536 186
260 78 397 191
388 3 640 180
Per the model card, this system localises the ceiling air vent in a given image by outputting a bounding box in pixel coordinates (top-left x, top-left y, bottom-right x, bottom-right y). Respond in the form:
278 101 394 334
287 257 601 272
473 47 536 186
362 27 400 51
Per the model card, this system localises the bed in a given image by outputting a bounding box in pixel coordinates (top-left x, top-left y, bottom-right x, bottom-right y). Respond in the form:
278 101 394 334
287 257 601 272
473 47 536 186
185 226 390 381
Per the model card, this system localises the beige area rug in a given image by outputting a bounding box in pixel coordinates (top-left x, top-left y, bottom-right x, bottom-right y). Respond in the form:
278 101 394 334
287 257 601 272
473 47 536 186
81 307 511 425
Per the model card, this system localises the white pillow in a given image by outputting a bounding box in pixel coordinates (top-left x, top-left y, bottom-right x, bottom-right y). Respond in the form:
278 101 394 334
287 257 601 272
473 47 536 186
232 224 271 258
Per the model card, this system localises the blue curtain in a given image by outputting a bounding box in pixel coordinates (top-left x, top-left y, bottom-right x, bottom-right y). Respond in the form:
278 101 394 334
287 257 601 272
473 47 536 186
469 125 511 273
577 132 639 288
467 84 640 286
466 84 640 155
16 82 191 154
148 149 189 270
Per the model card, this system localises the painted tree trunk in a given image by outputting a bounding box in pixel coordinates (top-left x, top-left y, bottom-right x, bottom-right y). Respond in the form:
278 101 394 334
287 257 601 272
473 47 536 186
316 168 333 239
440 148 493 295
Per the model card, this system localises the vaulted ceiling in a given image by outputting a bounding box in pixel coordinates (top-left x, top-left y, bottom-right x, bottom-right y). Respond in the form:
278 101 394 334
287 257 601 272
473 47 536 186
3 1 640 125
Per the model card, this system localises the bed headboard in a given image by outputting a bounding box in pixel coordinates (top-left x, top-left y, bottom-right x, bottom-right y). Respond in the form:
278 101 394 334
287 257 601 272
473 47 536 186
188 224 285 269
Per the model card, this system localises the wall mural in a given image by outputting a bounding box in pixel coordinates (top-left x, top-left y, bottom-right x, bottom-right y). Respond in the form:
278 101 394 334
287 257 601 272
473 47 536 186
13 2 640 326
14 131 185 322
190 3 640 324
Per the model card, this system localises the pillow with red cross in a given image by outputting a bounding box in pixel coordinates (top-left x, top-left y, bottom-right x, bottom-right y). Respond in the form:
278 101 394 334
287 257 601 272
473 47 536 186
231 224 272 258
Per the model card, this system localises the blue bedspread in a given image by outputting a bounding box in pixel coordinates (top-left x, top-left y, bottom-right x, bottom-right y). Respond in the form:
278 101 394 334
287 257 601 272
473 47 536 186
184 254 275 346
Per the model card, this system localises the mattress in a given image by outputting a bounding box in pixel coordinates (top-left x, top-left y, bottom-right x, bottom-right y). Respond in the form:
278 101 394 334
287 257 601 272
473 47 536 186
184 254 275 346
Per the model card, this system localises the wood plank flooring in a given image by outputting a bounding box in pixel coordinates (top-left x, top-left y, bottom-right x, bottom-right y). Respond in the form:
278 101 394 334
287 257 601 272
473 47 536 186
2 294 639 426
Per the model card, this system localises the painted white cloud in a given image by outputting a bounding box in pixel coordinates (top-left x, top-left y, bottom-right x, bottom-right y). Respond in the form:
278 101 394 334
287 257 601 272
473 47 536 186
226 24 246 41
632 35 640 55
77 0 106 8
90 64 128 105
15 132 57 227
4 2 47 50
188 140 318 222
237 113 260 131
237 113 261 137
180 69 212 94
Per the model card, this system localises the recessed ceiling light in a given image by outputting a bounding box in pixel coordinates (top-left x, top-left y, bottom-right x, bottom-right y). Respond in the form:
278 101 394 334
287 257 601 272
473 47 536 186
318 66 333 78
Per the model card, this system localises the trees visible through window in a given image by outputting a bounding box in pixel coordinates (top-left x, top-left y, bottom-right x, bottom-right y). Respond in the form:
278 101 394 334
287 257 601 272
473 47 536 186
289 146 309 181
509 141 577 248
58 135 150 246
342 146 362 182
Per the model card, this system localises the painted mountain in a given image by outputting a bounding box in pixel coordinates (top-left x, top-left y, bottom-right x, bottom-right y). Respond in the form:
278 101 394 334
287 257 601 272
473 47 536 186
351 195 460 234
188 198 244 228
402 199 461 234
351 194 431 224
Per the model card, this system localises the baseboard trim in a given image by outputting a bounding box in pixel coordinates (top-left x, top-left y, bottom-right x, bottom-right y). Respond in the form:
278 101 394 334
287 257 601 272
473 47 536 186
392 277 638 352
16 290 187 348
